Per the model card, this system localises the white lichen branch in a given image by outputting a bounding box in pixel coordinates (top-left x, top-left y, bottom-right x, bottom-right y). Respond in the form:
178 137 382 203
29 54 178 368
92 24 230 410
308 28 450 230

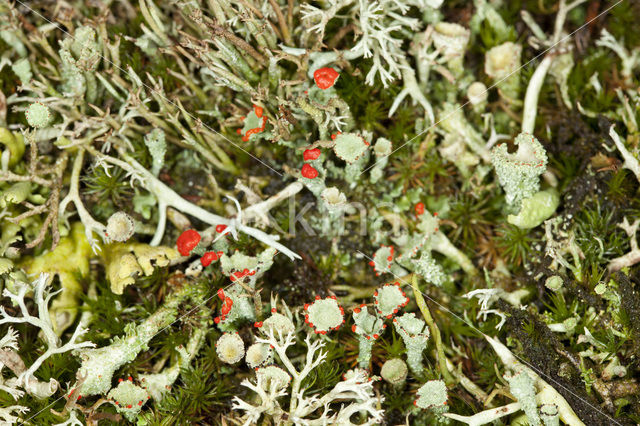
84 146 301 260
521 0 586 134
609 125 640 183
443 402 522 426
0 405 29 425
233 374 289 426
389 58 435 123
58 149 107 254
596 29 640 84
237 329 384 425
0 273 95 399
485 336 586 426
608 217 640 272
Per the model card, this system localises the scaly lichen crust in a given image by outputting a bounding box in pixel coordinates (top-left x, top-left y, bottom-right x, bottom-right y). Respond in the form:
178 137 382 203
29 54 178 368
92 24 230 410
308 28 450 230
373 282 409 318
216 332 245 364
491 132 548 209
394 313 430 376
504 368 540 426
369 245 394 276
106 212 135 242
257 308 296 339
239 105 268 142
413 251 447 286
245 343 274 369
380 358 408 387
332 132 369 164
352 304 386 368
25 102 52 129
256 365 291 391
106 378 149 422
73 283 204 397
304 296 345 334
415 379 448 413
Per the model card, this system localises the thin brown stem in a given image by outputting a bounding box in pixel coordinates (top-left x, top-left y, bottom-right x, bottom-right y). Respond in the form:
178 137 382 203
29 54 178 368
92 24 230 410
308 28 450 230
0 171 52 186
410 274 455 385
207 24 266 64
24 152 67 250
287 0 294 30
7 203 48 223
327 23 356 49
267 0 292 45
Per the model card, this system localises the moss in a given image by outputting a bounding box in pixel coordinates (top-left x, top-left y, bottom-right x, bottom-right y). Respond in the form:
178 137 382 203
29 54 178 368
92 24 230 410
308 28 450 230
616 272 640 357
495 223 535 266
300 341 346 395
499 301 616 425
2 0 640 423
606 2 640 49
567 49 617 113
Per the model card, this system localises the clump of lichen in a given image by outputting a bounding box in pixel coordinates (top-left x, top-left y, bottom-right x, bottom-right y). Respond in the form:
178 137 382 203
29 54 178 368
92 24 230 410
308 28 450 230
1 0 639 425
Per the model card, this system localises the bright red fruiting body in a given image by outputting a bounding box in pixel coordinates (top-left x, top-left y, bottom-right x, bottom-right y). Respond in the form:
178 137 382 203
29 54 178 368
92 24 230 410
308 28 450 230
241 105 267 142
216 224 227 233
301 163 318 179
176 229 201 256
351 324 357 332
313 67 340 90
230 268 255 282
303 148 321 161
221 297 233 316
200 251 219 267
254 321 263 328
217 288 225 300
415 202 425 215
